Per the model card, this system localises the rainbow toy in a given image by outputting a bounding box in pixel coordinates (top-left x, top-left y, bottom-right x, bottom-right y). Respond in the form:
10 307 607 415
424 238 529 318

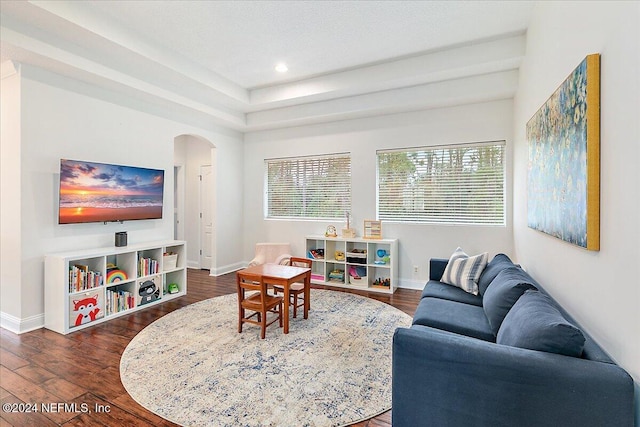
106 269 128 284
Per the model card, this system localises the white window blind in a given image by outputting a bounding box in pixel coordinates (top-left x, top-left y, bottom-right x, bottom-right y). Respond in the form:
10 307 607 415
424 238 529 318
266 154 351 219
377 141 505 225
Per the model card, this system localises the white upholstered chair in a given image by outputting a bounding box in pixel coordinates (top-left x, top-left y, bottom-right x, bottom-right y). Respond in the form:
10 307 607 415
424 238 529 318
248 243 292 267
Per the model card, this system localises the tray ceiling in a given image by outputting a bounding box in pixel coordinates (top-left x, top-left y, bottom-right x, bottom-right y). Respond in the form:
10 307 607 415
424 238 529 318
1 1 534 131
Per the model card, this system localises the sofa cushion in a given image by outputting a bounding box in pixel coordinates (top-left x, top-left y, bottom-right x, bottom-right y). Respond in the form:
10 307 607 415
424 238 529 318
440 247 488 295
412 297 495 342
421 280 483 306
477 253 515 296
483 267 537 335
497 290 586 357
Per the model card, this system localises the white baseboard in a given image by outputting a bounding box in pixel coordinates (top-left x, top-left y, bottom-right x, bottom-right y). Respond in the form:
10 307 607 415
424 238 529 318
0 311 44 334
209 262 245 277
397 278 426 290
186 260 244 274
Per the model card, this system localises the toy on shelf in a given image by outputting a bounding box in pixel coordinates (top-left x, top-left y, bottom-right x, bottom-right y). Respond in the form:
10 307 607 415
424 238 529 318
342 212 356 238
372 277 391 288
363 219 382 239
325 225 337 237
374 249 390 265
328 269 345 282
106 263 128 283
335 250 345 261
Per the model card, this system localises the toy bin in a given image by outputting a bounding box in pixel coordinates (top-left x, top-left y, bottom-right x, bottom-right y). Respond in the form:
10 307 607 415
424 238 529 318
349 275 368 287
163 253 178 271
346 250 367 264
348 265 367 287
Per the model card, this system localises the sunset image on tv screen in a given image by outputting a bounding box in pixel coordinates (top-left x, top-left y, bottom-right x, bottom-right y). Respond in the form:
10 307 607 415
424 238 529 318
59 159 164 224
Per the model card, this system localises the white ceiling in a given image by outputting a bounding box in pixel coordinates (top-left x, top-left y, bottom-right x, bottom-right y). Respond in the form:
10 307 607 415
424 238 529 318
0 0 535 131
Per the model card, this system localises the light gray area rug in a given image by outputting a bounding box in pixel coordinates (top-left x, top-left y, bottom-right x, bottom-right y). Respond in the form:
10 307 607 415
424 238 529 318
120 289 411 427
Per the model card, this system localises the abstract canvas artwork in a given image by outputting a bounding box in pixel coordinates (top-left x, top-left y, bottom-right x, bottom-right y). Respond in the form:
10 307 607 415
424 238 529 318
526 54 600 251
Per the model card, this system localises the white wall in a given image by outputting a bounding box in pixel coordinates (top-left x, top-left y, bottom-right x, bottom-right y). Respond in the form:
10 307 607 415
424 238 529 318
213 131 244 275
0 64 22 323
513 1 640 421
173 136 187 240
244 99 515 288
1 64 243 332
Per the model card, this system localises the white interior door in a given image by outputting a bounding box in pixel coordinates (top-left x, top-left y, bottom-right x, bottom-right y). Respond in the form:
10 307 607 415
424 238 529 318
199 165 213 270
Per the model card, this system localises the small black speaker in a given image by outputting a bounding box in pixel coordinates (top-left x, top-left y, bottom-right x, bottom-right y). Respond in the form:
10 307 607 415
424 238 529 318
115 231 127 247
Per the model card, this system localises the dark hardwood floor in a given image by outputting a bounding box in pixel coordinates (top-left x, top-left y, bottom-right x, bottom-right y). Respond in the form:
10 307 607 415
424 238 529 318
0 269 421 427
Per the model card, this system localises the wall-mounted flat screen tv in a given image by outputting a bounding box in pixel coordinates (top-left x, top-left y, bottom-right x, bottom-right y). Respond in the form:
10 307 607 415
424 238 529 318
59 159 165 224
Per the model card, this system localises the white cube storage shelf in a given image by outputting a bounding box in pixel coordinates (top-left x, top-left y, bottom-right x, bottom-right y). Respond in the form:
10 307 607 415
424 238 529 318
305 235 398 294
45 240 187 334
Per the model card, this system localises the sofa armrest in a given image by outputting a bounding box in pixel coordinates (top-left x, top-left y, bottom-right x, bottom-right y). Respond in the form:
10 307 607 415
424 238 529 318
429 258 448 281
392 326 634 427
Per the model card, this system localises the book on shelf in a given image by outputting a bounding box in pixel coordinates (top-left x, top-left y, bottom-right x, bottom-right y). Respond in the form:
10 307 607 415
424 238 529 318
311 273 325 282
69 264 103 293
105 288 135 315
74 263 89 274
138 257 159 277
307 249 325 259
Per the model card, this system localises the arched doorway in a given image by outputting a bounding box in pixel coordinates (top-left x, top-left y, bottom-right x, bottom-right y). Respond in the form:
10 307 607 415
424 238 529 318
173 134 217 272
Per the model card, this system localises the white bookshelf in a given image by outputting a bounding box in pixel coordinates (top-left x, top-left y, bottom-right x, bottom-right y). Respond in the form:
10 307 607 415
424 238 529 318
305 235 398 294
45 240 187 334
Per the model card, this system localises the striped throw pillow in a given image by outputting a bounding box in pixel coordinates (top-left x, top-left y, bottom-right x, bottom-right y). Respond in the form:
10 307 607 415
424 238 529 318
441 247 488 295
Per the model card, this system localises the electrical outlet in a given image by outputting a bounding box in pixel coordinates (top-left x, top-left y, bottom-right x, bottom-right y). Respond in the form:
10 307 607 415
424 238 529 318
413 265 419 274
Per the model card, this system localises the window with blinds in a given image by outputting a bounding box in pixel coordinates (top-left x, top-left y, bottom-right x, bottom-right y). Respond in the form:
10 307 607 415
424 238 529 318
377 141 505 225
265 154 351 219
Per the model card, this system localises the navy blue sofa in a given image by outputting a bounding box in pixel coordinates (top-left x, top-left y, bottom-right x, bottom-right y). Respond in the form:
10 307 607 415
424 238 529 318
392 254 634 427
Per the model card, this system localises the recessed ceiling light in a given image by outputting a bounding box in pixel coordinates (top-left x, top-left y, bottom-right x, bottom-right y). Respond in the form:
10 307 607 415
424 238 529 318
275 63 288 73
